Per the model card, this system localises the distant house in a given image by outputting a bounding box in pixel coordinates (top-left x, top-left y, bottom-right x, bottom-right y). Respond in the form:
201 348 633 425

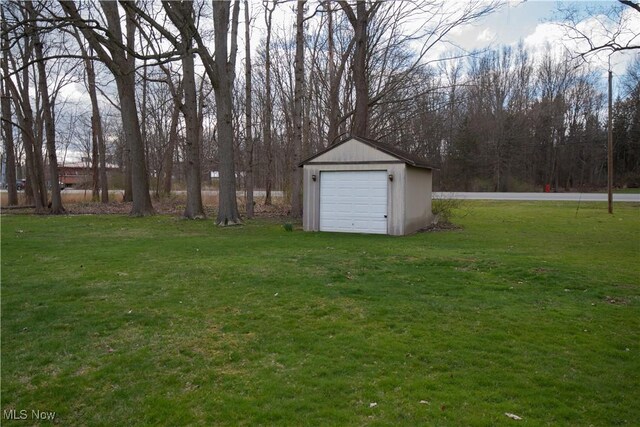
58 162 119 188
299 135 435 236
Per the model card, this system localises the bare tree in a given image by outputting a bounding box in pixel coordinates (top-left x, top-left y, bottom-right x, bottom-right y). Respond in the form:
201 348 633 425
337 0 378 137
162 1 205 219
244 0 255 218
157 69 183 197
325 2 354 144
290 0 305 218
24 2 66 213
1 6 19 206
86 47 109 203
127 0 242 223
334 1 499 139
59 1 154 216
211 0 242 225
262 0 276 206
559 0 639 61
3 2 47 211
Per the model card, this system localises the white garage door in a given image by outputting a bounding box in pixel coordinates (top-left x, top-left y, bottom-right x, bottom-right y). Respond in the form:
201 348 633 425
319 171 388 234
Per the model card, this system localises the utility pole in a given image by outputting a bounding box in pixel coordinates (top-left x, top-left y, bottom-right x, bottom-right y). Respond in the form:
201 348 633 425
607 69 613 214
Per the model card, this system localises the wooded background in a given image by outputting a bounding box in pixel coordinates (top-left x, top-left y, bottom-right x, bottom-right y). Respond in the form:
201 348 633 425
1 0 638 220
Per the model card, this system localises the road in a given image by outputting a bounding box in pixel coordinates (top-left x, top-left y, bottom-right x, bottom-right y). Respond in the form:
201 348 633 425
2 189 638 203
433 192 640 202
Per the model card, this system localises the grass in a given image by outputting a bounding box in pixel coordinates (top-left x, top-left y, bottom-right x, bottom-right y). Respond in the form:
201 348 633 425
1 201 639 426
614 188 640 194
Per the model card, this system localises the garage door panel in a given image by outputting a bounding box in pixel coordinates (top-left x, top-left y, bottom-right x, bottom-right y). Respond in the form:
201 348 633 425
352 195 385 204
351 206 372 214
353 219 386 230
320 171 388 234
352 194 385 203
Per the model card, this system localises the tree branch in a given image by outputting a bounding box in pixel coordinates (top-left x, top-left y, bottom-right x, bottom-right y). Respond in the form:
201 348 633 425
618 0 640 13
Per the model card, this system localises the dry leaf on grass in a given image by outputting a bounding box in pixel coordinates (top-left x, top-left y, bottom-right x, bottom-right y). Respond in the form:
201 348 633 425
505 412 522 420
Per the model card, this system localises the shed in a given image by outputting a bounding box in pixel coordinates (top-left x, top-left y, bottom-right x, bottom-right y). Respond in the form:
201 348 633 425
299 135 435 236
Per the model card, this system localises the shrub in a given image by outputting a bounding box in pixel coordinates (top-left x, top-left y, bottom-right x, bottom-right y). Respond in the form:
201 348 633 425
432 197 464 224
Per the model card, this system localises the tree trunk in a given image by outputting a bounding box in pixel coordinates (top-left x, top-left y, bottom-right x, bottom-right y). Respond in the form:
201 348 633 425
10 87 45 211
263 1 275 206
290 0 305 218
326 1 340 144
28 66 47 208
22 3 47 209
122 144 133 202
1 81 18 206
162 100 180 196
82 46 109 202
338 0 372 138
91 115 100 201
114 71 154 215
60 1 153 215
124 9 154 215
160 0 205 217
112 5 153 215
182 42 205 219
33 33 65 214
244 0 254 218
212 0 241 225
92 61 109 203
352 0 369 138
0 9 18 206
6 36 46 211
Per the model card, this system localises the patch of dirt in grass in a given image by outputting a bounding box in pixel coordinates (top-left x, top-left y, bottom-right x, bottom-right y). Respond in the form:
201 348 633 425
74 365 97 377
418 222 462 232
455 264 479 272
252 202 291 217
3 199 293 218
614 283 638 290
16 374 37 391
453 257 481 272
532 267 556 274
186 321 256 360
0 206 37 215
184 381 200 392
603 296 630 305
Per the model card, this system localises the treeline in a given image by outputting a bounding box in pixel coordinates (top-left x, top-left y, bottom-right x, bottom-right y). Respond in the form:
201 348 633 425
1 1 638 219
399 48 640 192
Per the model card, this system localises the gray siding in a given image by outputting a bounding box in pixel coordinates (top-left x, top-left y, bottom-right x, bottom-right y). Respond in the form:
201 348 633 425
302 137 433 236
404 166 433 234
308 138 398 163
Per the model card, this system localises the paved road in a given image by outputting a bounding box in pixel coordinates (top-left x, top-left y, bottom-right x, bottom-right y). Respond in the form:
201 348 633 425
2 189 638 202
433 192 640 202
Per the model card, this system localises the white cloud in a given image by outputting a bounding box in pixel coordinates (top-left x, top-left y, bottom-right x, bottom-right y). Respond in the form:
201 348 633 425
523 22 564 50
477 27 496 43
522 7 639 77
56 82 90 104
523 21 568 61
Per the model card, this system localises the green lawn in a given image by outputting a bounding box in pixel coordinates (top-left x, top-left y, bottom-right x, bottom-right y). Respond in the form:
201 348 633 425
1 202 639 426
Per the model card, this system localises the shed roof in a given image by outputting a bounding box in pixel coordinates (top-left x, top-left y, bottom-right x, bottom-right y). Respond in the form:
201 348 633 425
299 135 435 169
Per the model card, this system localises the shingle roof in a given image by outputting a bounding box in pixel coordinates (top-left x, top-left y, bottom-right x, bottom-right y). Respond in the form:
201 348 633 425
299 135 436 169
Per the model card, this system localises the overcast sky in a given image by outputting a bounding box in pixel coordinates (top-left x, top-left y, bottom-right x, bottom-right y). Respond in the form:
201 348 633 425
443 0 638 78
54 0 638 162
451 0 564 48
58 1 637 107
